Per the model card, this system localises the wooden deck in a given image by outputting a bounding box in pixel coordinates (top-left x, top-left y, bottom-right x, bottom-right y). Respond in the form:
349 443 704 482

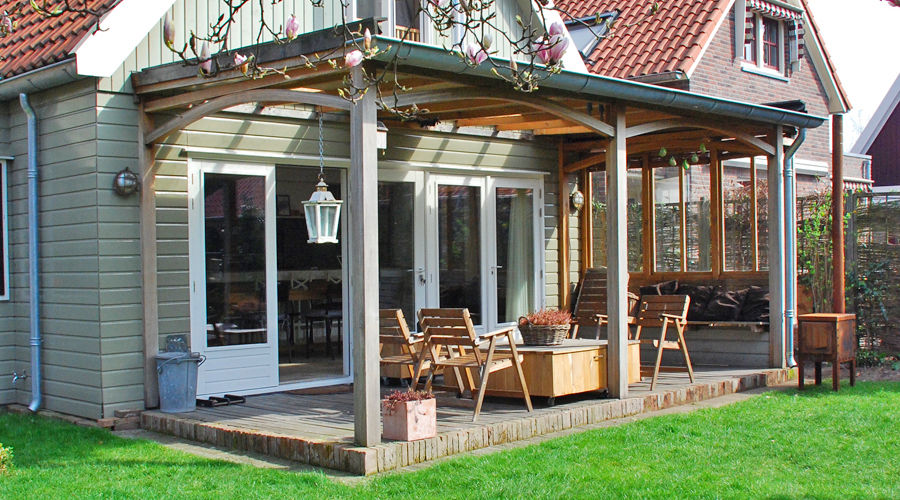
142 367 793 475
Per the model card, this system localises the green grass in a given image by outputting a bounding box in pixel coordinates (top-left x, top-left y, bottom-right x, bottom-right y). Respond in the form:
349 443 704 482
1 381 899 499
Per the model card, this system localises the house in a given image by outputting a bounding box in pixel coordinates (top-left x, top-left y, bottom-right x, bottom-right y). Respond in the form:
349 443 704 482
852 71 900 190
0 0 831 454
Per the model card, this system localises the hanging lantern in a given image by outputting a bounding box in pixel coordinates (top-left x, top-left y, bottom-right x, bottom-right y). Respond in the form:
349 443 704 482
303 174 343 244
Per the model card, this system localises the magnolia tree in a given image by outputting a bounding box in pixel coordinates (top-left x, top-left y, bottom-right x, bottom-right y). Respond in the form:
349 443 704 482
0 0 659 117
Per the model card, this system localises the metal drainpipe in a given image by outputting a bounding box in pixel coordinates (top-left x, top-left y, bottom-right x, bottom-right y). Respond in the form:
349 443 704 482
19 93 42 412
783 128 805 367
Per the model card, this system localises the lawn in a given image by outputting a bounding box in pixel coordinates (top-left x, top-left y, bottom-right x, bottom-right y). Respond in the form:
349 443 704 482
1 381 898 499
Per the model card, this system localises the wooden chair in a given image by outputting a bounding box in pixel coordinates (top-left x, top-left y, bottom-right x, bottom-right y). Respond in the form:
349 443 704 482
378 309 425 381
571 267 639 339
632 295 695 390
412 308 533 422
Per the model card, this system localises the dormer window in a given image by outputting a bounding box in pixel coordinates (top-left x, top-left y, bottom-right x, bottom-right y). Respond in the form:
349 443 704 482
741 0 805 78
566 11 619 59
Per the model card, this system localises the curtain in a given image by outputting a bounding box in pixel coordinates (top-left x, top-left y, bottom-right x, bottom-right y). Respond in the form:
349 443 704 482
504 189 534 322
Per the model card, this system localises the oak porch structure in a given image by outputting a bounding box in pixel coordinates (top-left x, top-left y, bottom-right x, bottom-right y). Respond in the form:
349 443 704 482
132 26 825 448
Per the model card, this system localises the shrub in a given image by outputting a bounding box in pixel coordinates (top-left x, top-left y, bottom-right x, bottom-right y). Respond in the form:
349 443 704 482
0 443 12 474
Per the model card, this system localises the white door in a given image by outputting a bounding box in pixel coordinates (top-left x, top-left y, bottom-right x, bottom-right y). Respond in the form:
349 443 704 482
189 160 278 396
377 170 427 331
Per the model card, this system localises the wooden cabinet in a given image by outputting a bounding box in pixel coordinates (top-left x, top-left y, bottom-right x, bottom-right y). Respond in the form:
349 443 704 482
450 339 640 402
797 313 857 391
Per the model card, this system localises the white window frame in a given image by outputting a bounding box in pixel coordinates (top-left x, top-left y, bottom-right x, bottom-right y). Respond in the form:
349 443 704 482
0 159 9 301
742 12 786 79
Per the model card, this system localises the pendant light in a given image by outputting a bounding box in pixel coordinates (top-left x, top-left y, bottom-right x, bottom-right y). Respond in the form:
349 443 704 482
303 112 343 244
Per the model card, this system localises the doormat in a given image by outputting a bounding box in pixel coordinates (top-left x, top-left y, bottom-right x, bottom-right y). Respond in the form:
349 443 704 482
285 384 352 395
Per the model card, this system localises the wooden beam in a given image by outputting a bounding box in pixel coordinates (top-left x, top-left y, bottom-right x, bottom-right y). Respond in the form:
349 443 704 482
711 148 722 278
832 114 846 313
455 112 551 128
767 126 786 369
138 104 159 408
144 88 350 145
606 103 629 399
564 154 605 173
582 169 593 272
380 87 615 137
534 125 592 136
558 142 571 310
350 66 382 447
497 118 572 132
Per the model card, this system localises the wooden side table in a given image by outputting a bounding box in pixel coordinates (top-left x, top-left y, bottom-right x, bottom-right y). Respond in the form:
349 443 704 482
797 313 857 391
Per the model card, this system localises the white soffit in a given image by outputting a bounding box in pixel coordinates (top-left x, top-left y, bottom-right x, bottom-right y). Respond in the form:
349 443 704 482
72 0 178 77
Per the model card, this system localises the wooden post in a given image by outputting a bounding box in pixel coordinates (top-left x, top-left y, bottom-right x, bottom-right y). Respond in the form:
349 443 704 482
138 104 160 408
350 67 381 446
605 104 628 398
582 169 593 272
832 114 845 313
767 126 786 368
557 142 571 309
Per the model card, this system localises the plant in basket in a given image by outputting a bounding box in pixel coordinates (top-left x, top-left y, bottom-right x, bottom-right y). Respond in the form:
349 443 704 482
382 389 436 441
518 308 572 346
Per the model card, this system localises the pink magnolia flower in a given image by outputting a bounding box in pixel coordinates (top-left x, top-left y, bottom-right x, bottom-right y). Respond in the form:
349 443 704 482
1 12 13 36
363 28 372 50
548 21 566 37
285 14 301 41
234 53 249 74
466 43 488 65
344 49 364 68
199 42 212 74
163 13 175 49
535 33 568 65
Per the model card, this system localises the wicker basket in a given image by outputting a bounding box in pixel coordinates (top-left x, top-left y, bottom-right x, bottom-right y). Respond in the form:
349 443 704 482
517 317 570 346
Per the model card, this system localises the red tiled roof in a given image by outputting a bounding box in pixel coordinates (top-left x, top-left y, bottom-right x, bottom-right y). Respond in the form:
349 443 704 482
557 0 731 80
0 0 119 78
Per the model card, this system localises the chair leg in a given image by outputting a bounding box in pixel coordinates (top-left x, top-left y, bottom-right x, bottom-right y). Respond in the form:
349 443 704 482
650 321 669 391
675 322 695 383
472 367 492 422
512 355 533 412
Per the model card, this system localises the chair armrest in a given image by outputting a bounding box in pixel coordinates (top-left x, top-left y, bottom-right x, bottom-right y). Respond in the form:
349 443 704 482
480 326 516 339
658 313 686 322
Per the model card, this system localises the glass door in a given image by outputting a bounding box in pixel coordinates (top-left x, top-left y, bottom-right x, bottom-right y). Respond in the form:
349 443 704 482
378 171 426 331
426 175 488 328
189 160 278 396
488 178 543 327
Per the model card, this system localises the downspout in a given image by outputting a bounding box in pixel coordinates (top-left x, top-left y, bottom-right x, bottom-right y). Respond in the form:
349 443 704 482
19 93 42 412
783 128 805 367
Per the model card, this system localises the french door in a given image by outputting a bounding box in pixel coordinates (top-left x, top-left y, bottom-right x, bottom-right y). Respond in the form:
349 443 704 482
189 160 278 396
378 171 544 332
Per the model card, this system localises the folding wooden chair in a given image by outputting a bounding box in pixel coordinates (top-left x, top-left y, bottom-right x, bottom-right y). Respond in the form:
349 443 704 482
412 308 533 422
378 309 425 382
571 267 639 339
632 295 695 390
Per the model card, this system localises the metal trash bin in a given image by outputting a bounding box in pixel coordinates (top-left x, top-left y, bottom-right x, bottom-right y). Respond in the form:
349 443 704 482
155 351 205 413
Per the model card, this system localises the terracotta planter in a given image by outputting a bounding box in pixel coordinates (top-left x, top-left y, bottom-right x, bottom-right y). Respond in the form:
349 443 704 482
382 398 436 441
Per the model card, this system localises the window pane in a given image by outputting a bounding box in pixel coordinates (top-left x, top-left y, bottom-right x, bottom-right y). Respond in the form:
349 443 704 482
762 18 779 69
495 188 535 324
722 165 755 271
204 173 268 346
438 185 482 324
378 181 416 330
395 0 421 40
654 166 682 272
627 169 644 272
591 171 607 266
757 167 769 270
685 163 712 272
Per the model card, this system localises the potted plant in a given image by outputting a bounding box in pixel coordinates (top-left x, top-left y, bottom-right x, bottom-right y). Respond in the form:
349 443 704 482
382 389 436 441
518 308 572 346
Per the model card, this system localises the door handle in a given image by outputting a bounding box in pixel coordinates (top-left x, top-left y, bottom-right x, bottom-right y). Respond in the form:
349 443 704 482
415 267 426 285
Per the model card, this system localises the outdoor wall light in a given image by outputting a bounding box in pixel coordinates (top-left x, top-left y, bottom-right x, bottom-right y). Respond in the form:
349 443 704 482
112 168 140 196
570 188 585 212
377 121 388 149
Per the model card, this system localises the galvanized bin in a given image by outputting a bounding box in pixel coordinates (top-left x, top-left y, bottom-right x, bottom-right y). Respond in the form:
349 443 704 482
155 351 205 413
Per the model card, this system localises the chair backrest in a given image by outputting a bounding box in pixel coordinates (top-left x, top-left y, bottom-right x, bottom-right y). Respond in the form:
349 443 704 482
379 309 414 346
572 267 609 326
635 295 691 328
417 308 478 349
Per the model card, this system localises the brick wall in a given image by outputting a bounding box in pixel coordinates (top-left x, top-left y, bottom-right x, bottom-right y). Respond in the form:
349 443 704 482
688 9 834 179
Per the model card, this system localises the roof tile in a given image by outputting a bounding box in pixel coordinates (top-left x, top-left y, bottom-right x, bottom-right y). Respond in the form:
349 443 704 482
0 0 119 78
559 0 731 79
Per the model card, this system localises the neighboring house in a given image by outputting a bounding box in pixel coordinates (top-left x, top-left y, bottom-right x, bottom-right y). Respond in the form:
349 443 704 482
559 0 870 193
0 0 827 435
853 71 900 190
